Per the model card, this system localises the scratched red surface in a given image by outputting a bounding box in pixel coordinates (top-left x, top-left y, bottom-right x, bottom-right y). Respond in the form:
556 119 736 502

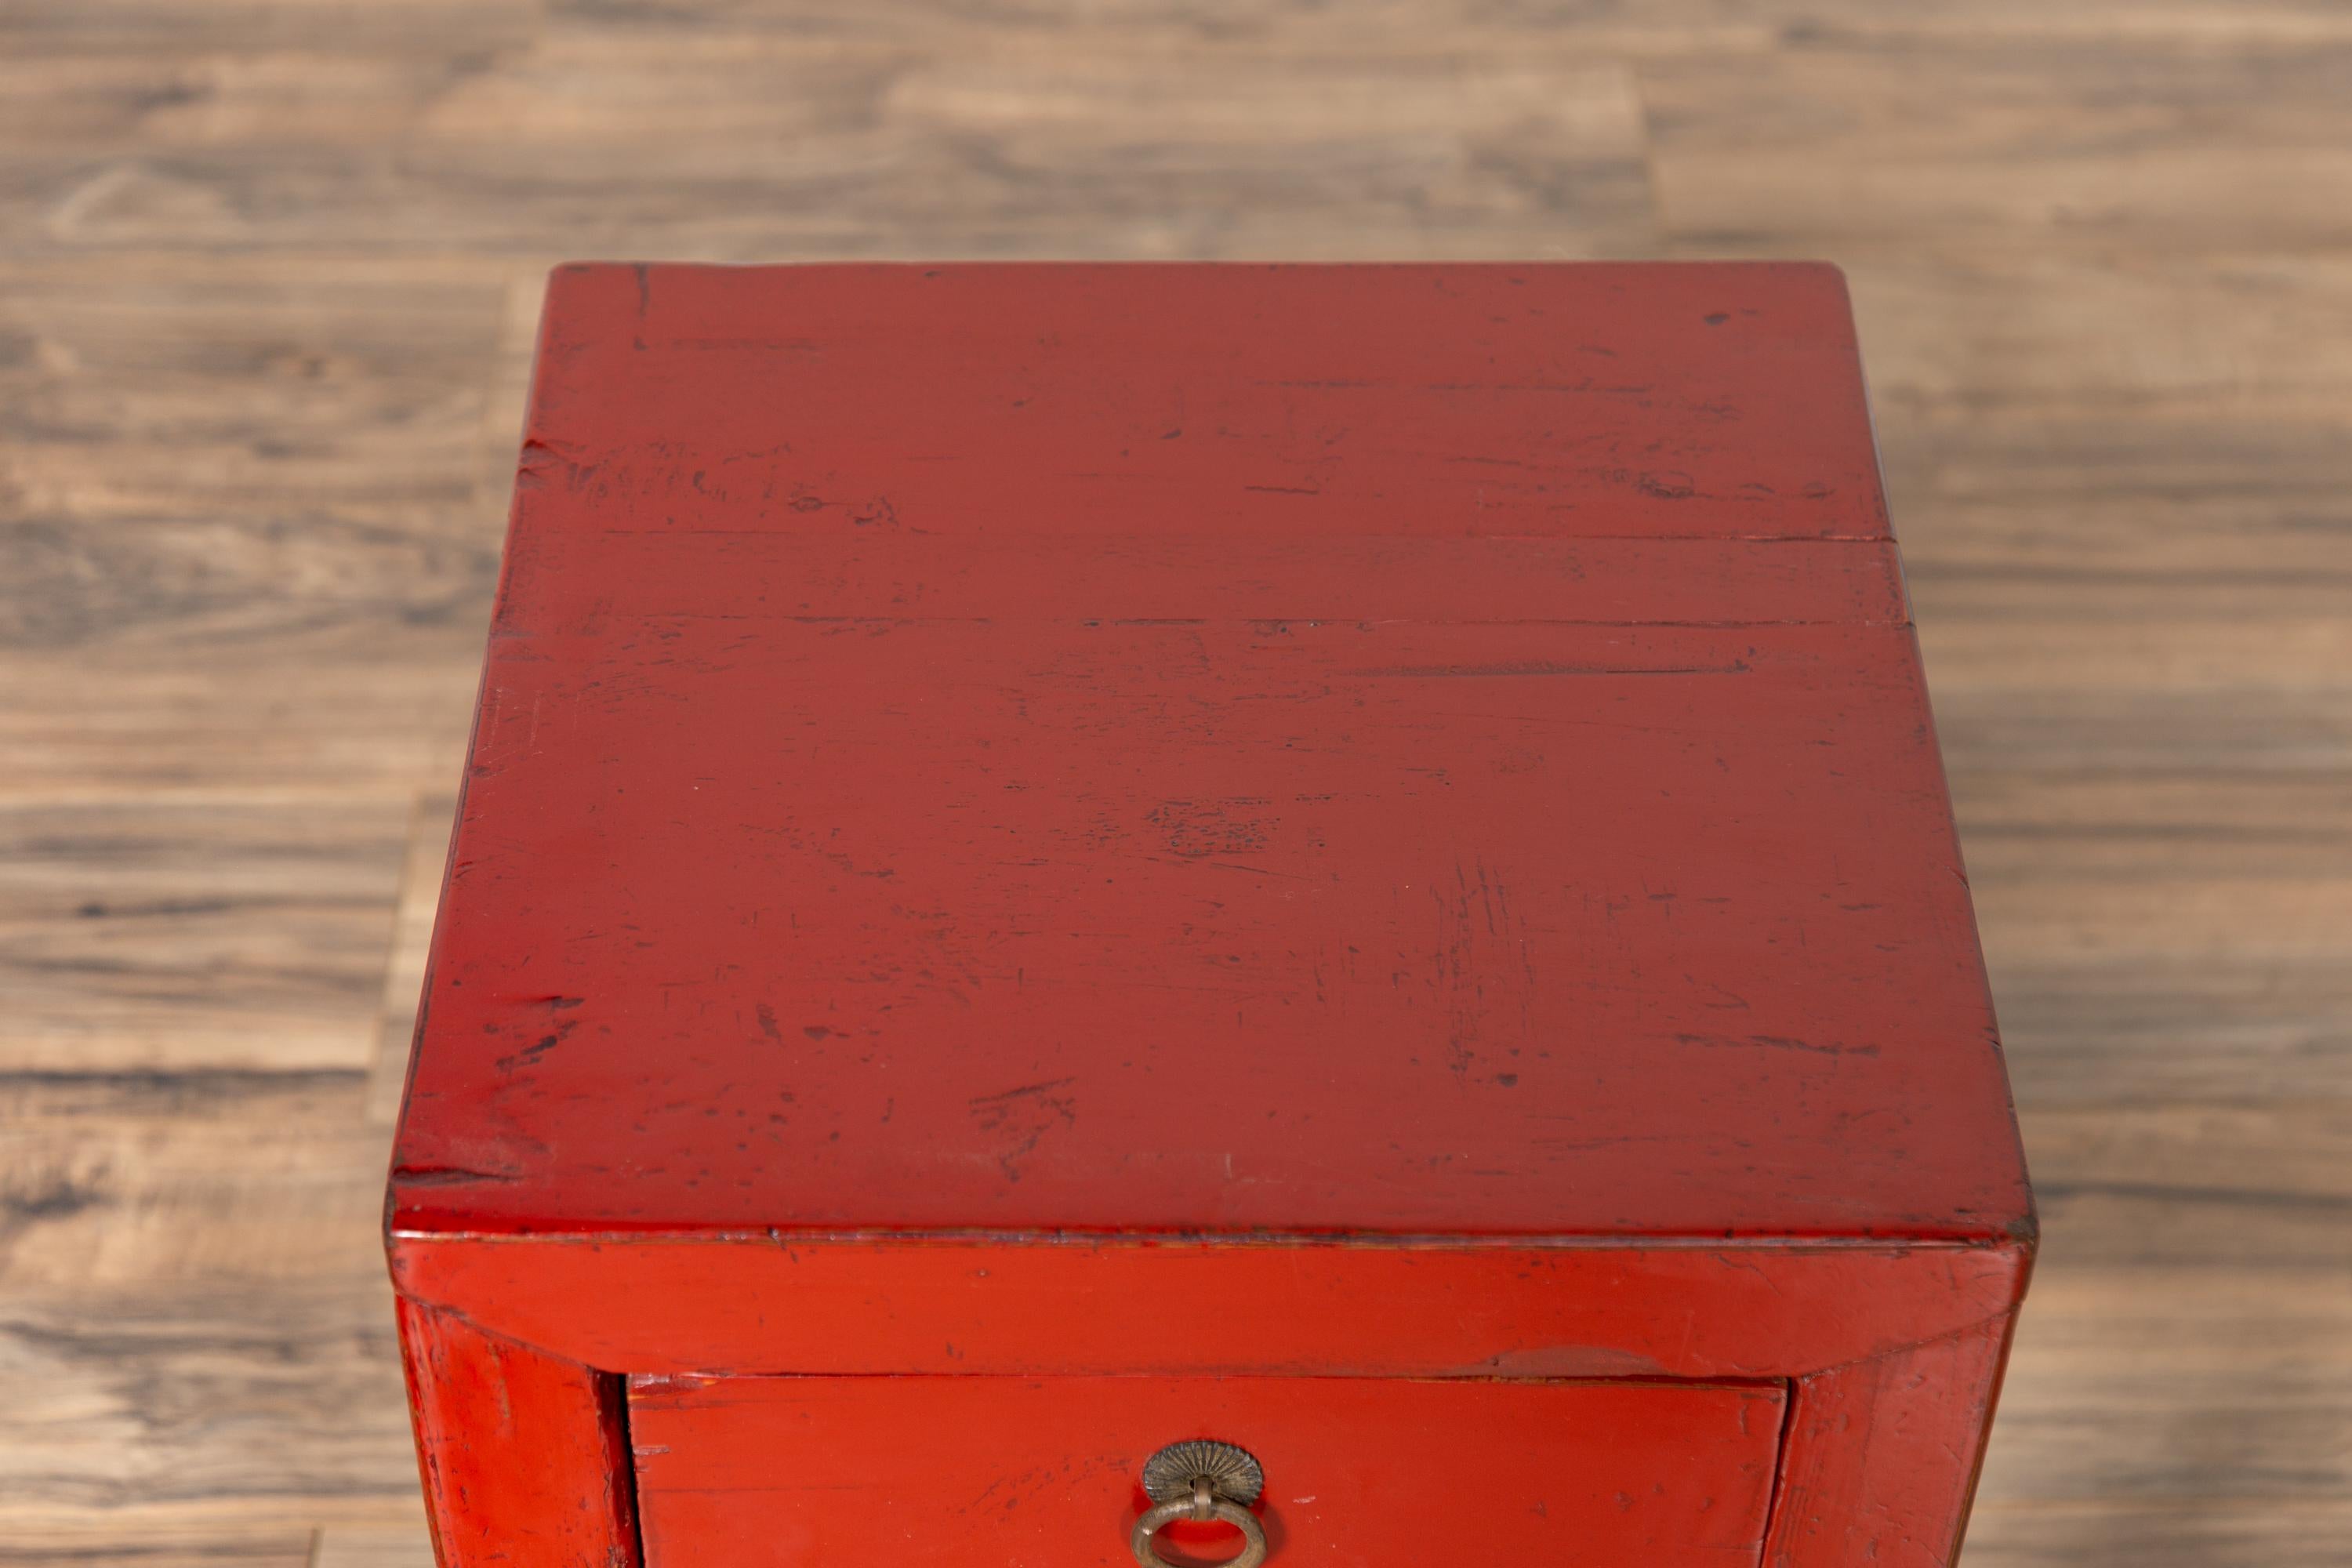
390 262 2030 1244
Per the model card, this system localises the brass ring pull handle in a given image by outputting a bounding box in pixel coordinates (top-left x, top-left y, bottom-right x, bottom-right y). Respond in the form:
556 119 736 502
1132 1490 1267 1568
1131 1440 1269 1568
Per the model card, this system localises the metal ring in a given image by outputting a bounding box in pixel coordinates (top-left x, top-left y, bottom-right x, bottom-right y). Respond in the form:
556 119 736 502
1130 1494 1269 1568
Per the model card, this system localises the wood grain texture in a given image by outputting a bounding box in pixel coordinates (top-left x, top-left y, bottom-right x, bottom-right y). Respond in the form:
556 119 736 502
312 1530 437 1568
363 794 455 1127
0 803 408 1073
4 2 2346 1565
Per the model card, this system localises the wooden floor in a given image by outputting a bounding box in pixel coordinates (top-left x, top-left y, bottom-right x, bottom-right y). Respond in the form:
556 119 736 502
2 3 2348 1565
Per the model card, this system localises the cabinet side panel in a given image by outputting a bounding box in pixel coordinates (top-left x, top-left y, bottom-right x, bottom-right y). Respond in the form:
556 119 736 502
1766 1309 2019 1568
396 1295 642 1568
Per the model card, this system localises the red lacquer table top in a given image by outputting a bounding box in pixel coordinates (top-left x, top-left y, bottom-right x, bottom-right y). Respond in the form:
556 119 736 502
390 261 2030 1249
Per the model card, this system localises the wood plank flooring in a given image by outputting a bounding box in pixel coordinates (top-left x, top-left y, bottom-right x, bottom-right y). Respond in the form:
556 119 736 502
2 4 2347 1564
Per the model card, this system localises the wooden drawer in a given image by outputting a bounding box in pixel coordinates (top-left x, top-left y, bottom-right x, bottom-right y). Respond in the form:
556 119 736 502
630 1374 1786 1566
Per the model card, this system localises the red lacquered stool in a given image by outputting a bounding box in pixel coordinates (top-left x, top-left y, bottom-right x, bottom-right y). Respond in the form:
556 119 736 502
389 262 2032 1568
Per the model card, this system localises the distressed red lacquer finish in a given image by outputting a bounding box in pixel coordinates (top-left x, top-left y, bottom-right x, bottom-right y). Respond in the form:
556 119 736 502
388 263 2032 1568
395 1298 639 1568
630 1375 1786 1565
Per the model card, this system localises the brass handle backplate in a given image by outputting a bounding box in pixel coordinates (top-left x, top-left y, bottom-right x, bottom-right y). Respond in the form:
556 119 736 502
1131 1440 1269 1568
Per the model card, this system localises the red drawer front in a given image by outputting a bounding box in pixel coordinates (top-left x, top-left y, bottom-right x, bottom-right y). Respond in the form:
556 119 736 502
630 1374 1786 1566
